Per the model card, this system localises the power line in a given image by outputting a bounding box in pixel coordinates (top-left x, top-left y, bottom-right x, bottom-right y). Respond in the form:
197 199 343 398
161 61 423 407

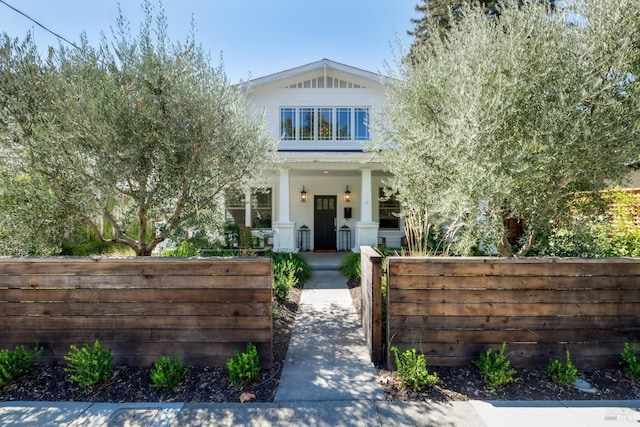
0 0 80 50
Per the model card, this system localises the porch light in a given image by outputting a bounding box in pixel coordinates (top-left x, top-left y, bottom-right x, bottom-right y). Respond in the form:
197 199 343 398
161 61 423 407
344 186 351 203
300 186 307 202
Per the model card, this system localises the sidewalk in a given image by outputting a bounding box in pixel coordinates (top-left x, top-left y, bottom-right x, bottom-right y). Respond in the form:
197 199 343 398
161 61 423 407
1 254 639 426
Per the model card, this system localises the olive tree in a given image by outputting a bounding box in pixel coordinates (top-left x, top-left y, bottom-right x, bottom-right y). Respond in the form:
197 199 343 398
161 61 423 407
0 3 276 256
373 0 640 256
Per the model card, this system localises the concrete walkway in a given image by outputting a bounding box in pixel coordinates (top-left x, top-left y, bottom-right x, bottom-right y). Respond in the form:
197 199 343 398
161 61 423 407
1 253 640 425
275 268 385 401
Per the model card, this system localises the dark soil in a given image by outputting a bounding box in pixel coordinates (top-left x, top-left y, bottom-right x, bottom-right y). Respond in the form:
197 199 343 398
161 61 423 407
346 277 640 402
0 287 301 403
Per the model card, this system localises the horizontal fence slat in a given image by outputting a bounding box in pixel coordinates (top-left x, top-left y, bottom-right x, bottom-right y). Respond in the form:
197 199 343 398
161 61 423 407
389 315 640 331
1 302 271 316
388 302 640 317
1 328 272 344
2 315 271 330
390 329 640 345
0 257 272 276
388 288 637 304
1 288 271 303
387 256 640 277
389 274 640 290
0 274 271 289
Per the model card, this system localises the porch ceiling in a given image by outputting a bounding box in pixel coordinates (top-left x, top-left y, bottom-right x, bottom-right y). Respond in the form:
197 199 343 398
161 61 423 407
277 151 388 174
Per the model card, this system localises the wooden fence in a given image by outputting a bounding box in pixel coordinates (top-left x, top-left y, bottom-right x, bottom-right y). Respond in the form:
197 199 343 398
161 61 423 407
358 249 640 369
0 257 273 368
360 246 383 366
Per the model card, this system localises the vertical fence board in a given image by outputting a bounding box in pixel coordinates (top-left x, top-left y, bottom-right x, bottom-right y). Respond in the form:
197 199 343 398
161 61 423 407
361 246 383 365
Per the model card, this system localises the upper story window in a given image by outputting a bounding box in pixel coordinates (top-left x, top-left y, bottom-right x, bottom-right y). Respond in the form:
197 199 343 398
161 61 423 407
279 107 369 141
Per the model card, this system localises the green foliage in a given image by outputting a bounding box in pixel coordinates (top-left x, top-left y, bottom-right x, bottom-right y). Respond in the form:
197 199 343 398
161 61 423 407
163 231 222 256
150 354 190 390
60 237 117 256
63 340 114 387
270 252 312 285
621 342 640 382
547 350 579 387
270 252 312 303
227 343 261 388
0 344 43 388
474 343 518 391
532 191 640 258
224 222 241 249
0 2 276 256
390 346 439 391
272 259 297 303
375 0 640 257
339 251 361 280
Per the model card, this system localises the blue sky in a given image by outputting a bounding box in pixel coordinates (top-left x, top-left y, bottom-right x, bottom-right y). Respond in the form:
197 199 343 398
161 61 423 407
0 0 416 83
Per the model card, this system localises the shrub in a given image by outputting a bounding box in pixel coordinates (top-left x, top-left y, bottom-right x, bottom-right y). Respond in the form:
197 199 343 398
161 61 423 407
64 340 113 387
270 252 312 285
339 251 361 280
227 342 261 388
270 252 312 303
163 231 220 256
390 346 439 391
0 344 43 388
621 342 640 382
272 259 297 303
474 342 517 391
547 350 578 387
150 354 190 390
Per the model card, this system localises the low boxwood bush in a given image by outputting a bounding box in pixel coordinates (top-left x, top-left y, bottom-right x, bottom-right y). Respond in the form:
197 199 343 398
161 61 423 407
227 342 261 389
621 342 640 382
0 344 43 388
474 342 518 391
547 350 578 387
150 354 190 390
390 346 439 391
64 340 113 387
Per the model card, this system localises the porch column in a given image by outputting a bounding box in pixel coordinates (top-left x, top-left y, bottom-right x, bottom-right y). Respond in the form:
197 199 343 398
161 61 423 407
354 168 379 251
360 169 373 222
244 188 251 227
273 168 295 251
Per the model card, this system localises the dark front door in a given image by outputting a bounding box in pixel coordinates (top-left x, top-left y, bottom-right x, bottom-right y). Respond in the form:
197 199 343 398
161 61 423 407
314 195 337 251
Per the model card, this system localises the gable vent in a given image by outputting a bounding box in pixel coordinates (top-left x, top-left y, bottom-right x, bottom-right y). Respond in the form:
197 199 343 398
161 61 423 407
285 75 364 89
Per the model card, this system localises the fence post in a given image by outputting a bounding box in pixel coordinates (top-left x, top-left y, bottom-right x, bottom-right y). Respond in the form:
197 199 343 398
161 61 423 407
360 246 383 366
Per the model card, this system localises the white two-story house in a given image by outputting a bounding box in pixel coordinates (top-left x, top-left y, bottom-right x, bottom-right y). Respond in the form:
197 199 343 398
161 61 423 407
228 59 403 252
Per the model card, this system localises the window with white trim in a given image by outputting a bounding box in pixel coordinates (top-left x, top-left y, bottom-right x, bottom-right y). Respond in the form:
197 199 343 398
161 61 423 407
225 188 272 229
225 191 246 225
279 107 369 141
379 188 400 229
251 188 272 229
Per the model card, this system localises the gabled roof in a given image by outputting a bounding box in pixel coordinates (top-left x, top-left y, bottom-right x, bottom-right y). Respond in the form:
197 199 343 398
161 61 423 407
238 58 388 90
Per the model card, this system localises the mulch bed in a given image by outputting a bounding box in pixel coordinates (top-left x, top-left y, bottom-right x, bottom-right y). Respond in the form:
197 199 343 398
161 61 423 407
0 287 301 403
346 277 640 402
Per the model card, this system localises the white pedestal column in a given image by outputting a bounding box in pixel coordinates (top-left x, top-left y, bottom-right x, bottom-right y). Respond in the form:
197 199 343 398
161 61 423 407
274 169 295 251
354 168 378 252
